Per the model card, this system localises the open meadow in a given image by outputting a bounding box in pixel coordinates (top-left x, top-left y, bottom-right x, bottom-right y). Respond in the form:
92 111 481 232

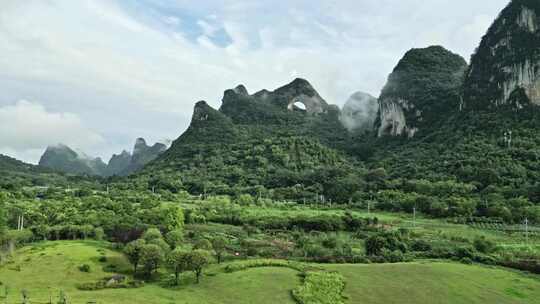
1 241 539 304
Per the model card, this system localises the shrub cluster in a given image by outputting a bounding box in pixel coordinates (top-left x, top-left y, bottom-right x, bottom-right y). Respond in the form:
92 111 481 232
292 271 346 304
224 259 317 273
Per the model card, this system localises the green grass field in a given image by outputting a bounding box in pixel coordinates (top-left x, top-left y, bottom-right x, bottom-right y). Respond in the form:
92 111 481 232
0 241 298 304
328 263 540 304
1 241 539 304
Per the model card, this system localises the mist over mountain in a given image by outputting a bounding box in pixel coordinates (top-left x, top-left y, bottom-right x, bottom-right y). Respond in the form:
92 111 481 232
340 92 378 132
39 144 107 176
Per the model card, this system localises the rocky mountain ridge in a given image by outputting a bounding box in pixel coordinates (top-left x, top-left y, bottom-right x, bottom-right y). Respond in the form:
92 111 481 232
38 138 167 177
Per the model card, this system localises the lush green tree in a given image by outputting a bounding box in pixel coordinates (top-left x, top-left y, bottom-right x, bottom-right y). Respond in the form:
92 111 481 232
474 237 496 254
124 239 146 275
193 238 212 250
166 248 190 285
140 244 165 278
0 201 7 237
165 229 184 249
94 227 105 241
147 237 171 253
187 250 211 283
80 225 94 239
365 232 407 256
236 194 254 206
365 235 386 256
160 205 185 231
211 236 228 264
142 228 163 242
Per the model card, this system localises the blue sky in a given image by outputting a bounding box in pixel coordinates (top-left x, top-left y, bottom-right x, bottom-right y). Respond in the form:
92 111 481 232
0 0 510 163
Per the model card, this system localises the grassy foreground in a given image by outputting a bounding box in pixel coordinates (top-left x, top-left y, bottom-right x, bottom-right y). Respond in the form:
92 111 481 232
0 241 298 304
328 263 540 304
1 241 539 304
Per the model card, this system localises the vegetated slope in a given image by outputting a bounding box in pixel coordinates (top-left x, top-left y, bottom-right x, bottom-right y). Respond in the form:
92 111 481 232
138 79 360 200
360 0 540 223
0 241 298 304
0 154 74 189
0 154 36 172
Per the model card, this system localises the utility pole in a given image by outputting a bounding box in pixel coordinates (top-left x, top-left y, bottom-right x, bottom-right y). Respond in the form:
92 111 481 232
17 214 24 231
504 130 513 149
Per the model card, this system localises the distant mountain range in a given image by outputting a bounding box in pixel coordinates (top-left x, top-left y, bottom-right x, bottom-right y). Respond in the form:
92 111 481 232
38 138 167 177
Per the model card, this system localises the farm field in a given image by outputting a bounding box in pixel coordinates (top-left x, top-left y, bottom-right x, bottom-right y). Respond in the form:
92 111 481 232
1 241 539 304
185 200 540 254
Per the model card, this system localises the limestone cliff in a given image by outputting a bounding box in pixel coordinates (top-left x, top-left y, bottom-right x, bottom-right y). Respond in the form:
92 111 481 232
377 46 467 138
463 0 540 110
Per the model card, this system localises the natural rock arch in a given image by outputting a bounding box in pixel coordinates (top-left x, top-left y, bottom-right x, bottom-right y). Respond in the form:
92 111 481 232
288 100 307 112
287 95 325 115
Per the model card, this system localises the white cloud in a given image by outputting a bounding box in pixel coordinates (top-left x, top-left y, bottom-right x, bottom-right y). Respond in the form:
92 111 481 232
0 100 104 163
164 16 181 26
197 35 218 50
197 19 219 37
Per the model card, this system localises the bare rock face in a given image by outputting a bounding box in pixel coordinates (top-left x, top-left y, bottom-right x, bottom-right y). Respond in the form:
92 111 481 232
463 0 540 110
378 98 416 137
376 46 467 138
340 92 378 132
